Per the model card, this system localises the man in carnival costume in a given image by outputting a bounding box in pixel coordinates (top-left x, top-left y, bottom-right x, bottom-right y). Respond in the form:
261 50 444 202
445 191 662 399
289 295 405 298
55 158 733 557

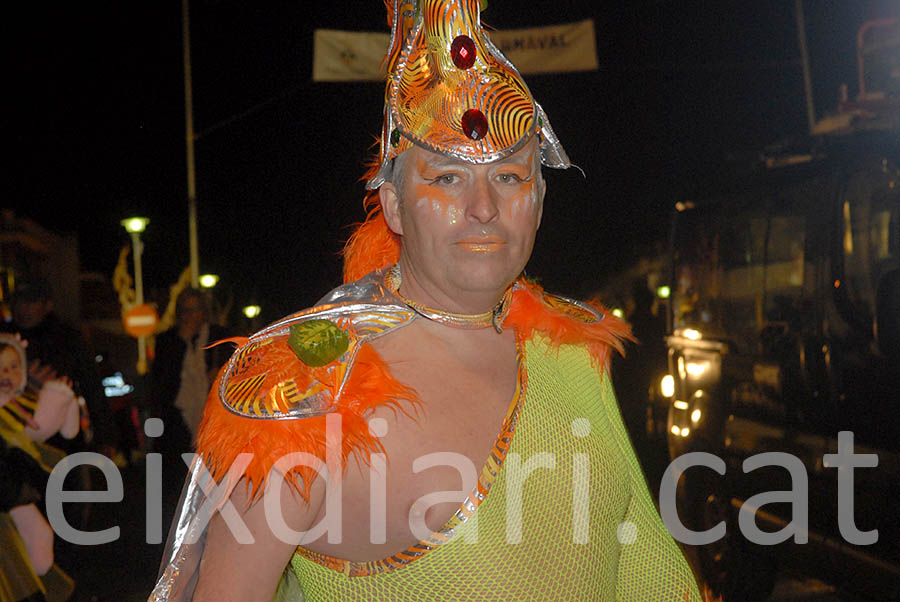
151 1 703 600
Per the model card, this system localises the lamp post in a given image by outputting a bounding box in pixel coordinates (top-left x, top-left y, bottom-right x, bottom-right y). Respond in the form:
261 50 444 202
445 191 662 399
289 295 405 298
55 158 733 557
122 217 150 374
183 0 199 288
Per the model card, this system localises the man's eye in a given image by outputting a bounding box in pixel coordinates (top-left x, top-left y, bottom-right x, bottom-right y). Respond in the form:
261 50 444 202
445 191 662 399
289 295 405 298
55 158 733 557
498 173 523 183
431 174 459 185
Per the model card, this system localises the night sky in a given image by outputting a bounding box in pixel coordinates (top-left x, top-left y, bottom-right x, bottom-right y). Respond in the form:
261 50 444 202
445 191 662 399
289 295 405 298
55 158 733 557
6 0 897 323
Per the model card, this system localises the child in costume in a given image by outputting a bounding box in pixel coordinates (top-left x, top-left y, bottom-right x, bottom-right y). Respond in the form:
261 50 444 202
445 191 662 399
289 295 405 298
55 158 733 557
0 334 79 602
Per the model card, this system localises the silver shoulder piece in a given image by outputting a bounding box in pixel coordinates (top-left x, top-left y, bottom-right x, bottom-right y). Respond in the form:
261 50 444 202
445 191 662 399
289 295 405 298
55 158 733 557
535 287 606 324
218 270 414 420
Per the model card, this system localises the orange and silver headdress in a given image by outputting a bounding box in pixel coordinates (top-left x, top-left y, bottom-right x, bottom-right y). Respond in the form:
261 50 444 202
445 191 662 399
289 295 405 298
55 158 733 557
365 0 571 189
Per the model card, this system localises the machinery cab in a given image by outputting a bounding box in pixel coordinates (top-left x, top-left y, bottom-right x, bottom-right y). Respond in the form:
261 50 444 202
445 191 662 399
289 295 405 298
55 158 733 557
659 19 900 599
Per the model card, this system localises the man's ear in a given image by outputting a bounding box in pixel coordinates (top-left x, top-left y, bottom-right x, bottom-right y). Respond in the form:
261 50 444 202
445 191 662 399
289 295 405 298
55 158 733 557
535 178 547 229
379 183 404 236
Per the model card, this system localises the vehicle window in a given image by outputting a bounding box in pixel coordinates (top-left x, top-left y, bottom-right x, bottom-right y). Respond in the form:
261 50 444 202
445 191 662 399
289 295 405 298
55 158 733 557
763 214 806 308
672 196 806 354
860 20 900 99
840 168 900 328
832 163 900 451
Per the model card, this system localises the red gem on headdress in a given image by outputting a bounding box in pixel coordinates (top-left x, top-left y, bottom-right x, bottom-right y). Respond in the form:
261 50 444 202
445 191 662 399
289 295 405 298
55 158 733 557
461 109 488 140
450 35 477 70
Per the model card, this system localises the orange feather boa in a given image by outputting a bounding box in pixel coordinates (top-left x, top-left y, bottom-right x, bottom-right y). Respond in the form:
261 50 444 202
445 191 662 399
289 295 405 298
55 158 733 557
196 278 631 503
504 280 633 372
200 152 631 502
196 342 418 502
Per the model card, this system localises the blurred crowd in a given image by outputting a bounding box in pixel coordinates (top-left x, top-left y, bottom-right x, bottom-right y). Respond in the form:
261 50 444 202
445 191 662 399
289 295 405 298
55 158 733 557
0 277 233 602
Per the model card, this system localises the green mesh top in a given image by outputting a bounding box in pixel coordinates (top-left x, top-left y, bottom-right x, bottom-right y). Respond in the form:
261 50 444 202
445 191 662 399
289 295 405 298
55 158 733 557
285 336 701 601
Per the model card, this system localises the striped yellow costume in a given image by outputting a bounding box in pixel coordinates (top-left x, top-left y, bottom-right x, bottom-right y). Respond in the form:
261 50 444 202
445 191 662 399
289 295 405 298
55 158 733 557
1 385 76 602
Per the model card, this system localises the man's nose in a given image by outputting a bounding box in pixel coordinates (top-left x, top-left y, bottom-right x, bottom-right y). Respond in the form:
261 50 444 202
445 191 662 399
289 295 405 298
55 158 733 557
466 176 500 224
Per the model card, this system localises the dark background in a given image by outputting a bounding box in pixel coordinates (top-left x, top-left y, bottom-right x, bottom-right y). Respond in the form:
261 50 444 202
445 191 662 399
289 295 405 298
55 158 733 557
5 0 898 322
3 3 898 599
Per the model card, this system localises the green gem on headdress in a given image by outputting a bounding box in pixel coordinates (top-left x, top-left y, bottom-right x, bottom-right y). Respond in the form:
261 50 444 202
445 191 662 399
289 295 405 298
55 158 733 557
390 128 401 147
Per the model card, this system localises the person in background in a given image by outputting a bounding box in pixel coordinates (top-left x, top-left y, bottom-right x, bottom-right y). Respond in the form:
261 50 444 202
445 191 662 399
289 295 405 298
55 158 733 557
0 333 80 602
2 278 117 458
149 288 230 500
613 278 669 487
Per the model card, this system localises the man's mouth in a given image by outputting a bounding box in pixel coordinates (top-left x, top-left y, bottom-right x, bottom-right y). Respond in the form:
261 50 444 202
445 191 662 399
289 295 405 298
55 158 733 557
455 237 505 253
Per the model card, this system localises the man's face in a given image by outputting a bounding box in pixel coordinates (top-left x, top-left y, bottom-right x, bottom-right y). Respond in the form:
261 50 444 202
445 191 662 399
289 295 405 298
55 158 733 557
380 139 545 305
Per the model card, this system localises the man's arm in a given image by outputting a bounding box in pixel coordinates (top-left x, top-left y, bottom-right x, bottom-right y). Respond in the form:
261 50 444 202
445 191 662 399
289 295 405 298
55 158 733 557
193 473 325 601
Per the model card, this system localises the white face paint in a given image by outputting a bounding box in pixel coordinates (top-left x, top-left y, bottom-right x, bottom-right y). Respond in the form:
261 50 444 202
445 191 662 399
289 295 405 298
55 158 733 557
391 140 543 304
447 204 460 225
416 198 427 209
510 198 521 219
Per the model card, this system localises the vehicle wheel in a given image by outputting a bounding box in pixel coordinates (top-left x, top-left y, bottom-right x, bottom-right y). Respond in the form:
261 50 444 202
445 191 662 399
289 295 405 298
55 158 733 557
689 470 779 602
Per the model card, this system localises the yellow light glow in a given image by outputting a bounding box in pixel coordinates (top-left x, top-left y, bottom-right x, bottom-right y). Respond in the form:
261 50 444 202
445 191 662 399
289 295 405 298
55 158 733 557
673 400 689 410
682 328 701 340
680 427 691 437
199 274 219 288
660 374 675 398
243 305 261 318
671 425 681 436
843 201 853 255
691 409 702 423
121 217 149 233
656 285 671 299
686 360 709 377
612 308 624 318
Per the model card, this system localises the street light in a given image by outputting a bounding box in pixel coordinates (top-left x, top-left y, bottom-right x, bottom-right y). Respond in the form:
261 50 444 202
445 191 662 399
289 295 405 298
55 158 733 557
243 305 261 319
122 217 149 235
122 217 149 374
199 273 219 288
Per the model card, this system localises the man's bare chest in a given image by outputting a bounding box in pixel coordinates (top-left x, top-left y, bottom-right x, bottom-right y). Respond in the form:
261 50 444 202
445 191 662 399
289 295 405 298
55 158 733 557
302 325 518 560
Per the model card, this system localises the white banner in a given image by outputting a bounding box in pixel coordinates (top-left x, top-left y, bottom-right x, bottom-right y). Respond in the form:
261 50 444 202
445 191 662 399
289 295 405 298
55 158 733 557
312 19 597 82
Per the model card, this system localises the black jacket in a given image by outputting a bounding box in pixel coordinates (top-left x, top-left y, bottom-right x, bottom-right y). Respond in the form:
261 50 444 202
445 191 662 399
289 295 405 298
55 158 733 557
149 323 232 412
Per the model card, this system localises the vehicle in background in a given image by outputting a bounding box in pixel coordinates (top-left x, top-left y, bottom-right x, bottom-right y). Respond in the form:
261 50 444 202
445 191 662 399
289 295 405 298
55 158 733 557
656 18 900 602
